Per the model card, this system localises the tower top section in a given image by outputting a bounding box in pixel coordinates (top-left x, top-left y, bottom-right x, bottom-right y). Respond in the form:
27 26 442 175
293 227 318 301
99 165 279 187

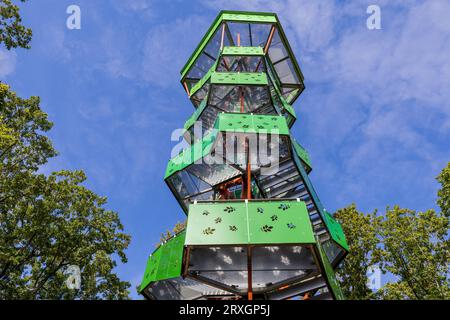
180 10 305 105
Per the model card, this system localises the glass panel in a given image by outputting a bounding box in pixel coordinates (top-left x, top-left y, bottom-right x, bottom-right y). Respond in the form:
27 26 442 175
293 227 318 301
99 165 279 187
226 22 252 46
189 246 248 292
275 58 300 84
209 85 272 113
216 56 265 73
168 170 211 199
191 83 210 107
268 28 289 63
249 23 273 47
148 281 182 300
197 106 220 138
169 278 232 299
281 87 300 102
214 133 290 173
187 161 241 187
323 239 345 266
252 246 317 289
204 26 223 58
187 53 215 80
185 78 200 92
209 85 240 112
186 24 230 87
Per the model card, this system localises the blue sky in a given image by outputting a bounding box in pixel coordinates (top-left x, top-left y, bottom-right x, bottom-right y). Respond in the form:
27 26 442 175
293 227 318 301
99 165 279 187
2 0 450 298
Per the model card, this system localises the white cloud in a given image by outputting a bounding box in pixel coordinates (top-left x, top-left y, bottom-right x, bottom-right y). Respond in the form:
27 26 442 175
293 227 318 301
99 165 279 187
0 49 17 77
112 0 154 16
141 15 210 87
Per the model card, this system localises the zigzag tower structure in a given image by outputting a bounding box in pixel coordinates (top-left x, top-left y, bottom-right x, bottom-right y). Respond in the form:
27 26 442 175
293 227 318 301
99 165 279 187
139 11 349 300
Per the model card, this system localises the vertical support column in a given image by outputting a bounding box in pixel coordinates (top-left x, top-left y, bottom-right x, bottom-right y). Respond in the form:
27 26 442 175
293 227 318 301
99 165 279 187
246 140 251 200
183 81 190 96
264 25 276 53
240 87 244 113
247 245 253 300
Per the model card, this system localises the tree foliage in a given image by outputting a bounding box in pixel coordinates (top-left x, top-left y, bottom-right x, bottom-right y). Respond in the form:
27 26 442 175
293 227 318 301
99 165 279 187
157 220 186 248
334 205 380 300
0 83 131 299
335 163 450 300
437 163 450 218
0 0 32 50
376 206 449 299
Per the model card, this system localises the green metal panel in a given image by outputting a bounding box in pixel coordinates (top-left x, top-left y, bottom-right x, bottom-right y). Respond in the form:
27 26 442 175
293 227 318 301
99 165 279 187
222 46 264 56
247 200 315 244
211 72 268 86
189 61 217 97
222 12 277 23
316 242 345 300
164 130 217 179
292 139 312 171
185 200 316 246
155 232 185 280
215 113 290 135
184 98 207 130
139 231 186 292
186 201 249 245
139 246 161 292
323 211 349 251
280 95 296 119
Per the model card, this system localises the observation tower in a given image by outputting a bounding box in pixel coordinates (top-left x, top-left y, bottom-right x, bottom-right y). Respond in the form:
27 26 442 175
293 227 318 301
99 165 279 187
139 10 348 300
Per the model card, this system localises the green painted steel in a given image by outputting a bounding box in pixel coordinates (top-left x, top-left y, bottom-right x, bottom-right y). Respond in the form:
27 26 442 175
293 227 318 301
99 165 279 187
186 201 248 245
280 94 296 119
184 98 207 130
323 211 349 251
267 68 297 121
185 200 315 245
292 148 349 252
139 245 161 292
189 60 217 97
215 113 290 135
222 12 277 23
139 231 186 292
247 200 315 244
191 70 267 98
164 130 217 179
180 11 277 79
316 242 345 300
292 139 312 171
222 46 264 56
211 72 268 86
